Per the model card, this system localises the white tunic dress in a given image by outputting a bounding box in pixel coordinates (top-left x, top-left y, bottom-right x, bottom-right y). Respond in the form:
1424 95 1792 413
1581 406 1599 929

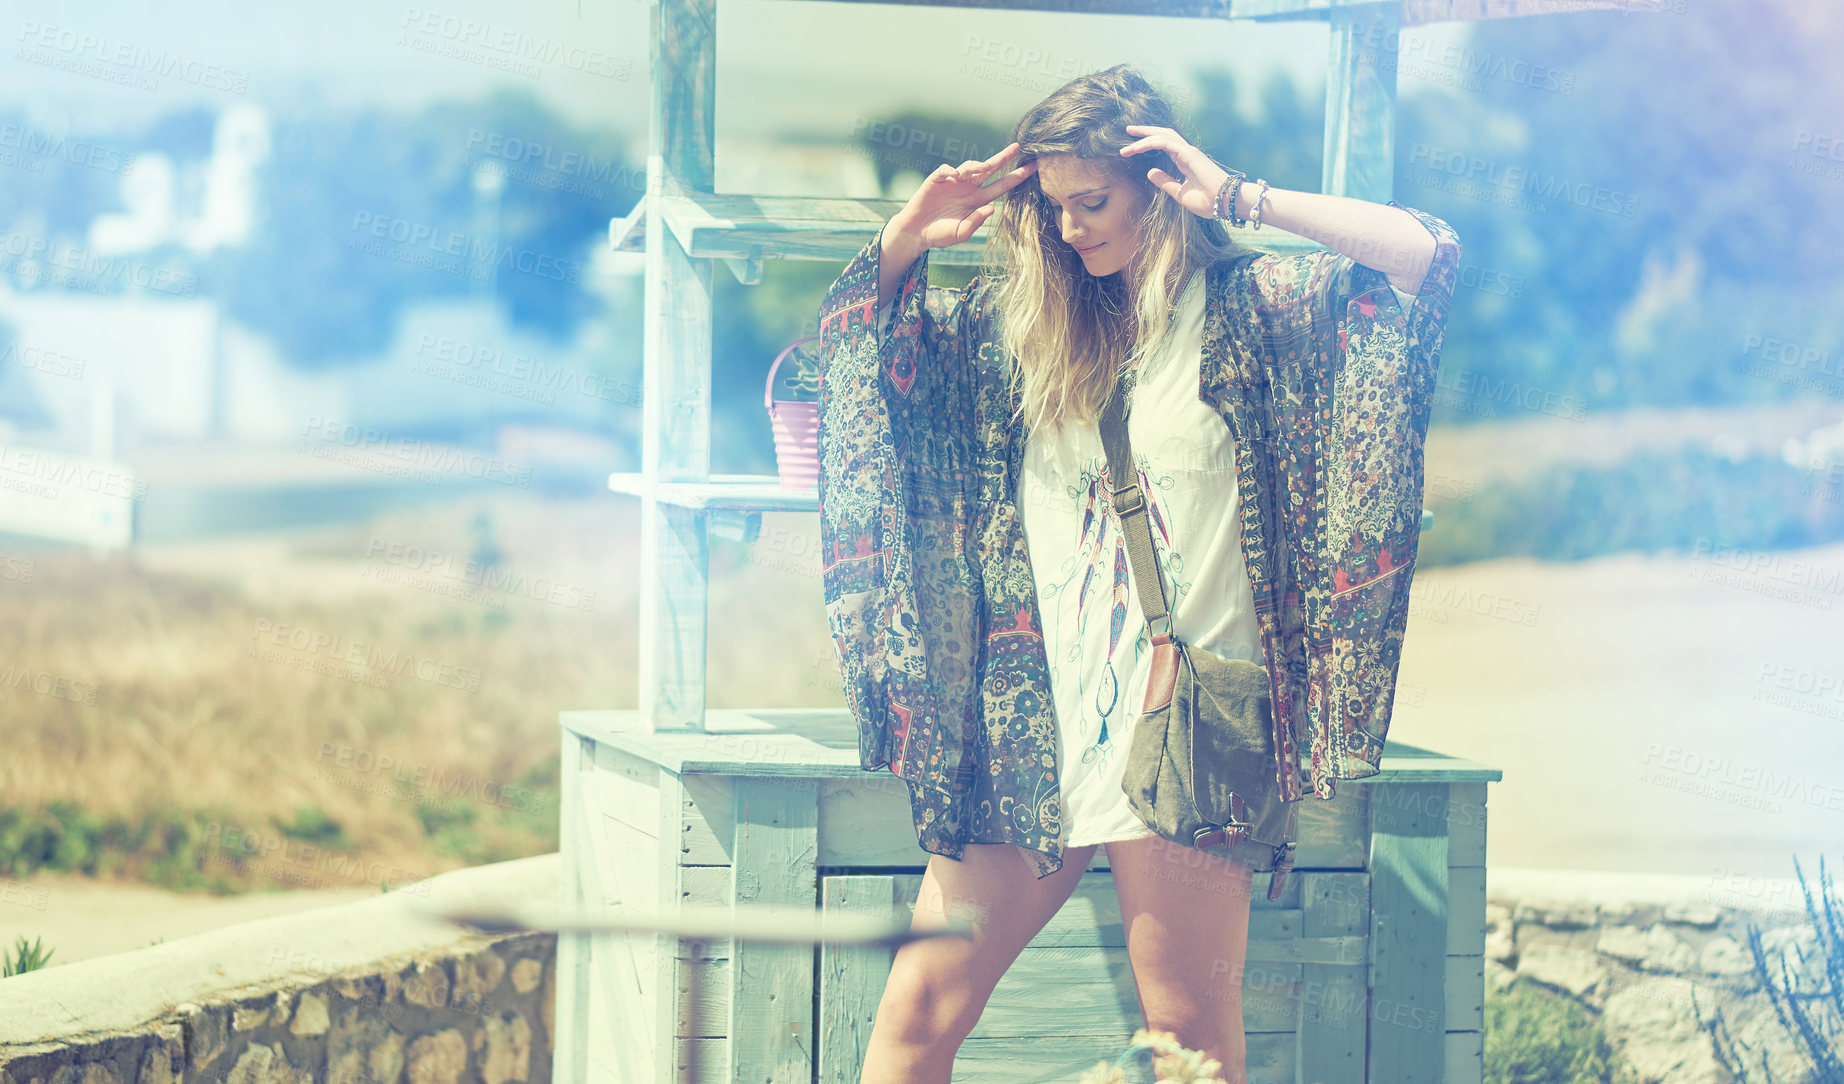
1015 272 1417 848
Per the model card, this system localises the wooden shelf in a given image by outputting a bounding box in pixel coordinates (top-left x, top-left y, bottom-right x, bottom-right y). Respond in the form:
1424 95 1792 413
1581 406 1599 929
608 471 1431 533
611 191 1328 282
608 471 816 513
611 193 992 270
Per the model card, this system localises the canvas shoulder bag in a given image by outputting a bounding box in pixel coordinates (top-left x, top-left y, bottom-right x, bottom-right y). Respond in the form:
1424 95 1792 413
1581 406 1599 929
1097 378 1300 902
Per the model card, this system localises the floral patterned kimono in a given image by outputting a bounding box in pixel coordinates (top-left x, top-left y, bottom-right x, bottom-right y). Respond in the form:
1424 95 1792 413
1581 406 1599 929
815 202 1462 879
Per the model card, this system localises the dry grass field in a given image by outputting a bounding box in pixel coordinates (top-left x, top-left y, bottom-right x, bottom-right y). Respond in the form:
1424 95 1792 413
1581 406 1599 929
0 491 832 898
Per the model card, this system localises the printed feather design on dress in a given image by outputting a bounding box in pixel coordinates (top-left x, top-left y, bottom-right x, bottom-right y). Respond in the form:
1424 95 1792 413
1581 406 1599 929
1075 475 1103 628
1148 479 1172 550
1085 532 1129 764
1108 538 1128 657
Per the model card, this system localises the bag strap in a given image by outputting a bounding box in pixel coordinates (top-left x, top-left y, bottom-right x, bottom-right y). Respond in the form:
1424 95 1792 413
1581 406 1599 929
1097 379 1173 640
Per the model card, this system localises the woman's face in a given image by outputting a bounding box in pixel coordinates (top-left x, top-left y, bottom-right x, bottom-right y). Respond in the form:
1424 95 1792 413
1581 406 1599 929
1035 153 1147 280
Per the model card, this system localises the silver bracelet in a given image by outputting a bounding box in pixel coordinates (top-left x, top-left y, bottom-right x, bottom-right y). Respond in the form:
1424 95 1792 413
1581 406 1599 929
1247 179 1270 230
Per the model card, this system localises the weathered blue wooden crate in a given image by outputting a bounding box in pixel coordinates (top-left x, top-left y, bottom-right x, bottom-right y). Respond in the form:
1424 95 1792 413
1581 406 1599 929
553 708 1500 1084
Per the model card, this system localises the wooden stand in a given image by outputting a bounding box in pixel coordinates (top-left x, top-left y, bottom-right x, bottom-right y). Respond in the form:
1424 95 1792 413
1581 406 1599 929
556 708 1500 1084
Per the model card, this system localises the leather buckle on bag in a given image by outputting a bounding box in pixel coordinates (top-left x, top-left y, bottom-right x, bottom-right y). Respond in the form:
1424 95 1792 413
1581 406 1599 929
1266 842 1297 902
1112 483 1145 518
1147 613 1172 642
1193 823 1249 850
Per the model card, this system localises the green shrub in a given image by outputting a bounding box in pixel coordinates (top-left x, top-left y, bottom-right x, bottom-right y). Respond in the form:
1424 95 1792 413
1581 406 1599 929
1486 976 1631 1084
271 804 352 849
1419 448 1844 568
2 935 54 977
0 804 285 893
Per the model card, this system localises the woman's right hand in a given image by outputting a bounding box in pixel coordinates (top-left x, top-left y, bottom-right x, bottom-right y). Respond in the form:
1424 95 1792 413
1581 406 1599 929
891 141 1036 252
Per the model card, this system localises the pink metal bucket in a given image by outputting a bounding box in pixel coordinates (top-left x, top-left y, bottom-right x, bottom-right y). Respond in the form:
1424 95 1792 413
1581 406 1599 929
765 335 822 491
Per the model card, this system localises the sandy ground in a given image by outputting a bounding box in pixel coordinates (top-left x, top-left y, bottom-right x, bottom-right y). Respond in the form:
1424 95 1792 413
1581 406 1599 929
1390 540 1844 882
0 872 380 967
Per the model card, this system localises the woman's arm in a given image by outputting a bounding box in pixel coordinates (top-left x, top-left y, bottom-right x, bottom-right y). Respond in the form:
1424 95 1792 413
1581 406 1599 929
872 145 1033 322
878 215 930 319
1116 126 1446 296
1228 186 1438 297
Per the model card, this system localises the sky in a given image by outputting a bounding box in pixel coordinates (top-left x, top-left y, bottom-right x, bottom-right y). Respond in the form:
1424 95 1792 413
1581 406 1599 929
6 0 1474 145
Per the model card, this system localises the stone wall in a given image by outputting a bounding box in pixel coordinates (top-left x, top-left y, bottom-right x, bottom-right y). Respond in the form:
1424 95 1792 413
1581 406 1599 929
2 934 555 1084
1484 867 1830 1084
0 855 560 1084
2 858 1834 1084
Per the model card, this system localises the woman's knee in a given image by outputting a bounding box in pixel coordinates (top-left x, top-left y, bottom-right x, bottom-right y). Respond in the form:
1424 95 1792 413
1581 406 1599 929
875 946 993 1046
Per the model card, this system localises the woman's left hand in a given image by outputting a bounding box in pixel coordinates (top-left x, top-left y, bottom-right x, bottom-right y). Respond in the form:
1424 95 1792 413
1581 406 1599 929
1120 125 1231 220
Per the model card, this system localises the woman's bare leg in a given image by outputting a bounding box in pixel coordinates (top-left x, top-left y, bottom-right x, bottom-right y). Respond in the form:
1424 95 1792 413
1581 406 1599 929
1104 834 1256 1084
858 840 1099 1084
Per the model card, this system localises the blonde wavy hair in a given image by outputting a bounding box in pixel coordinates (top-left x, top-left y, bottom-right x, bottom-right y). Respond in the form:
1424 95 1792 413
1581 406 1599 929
971 64 1251 439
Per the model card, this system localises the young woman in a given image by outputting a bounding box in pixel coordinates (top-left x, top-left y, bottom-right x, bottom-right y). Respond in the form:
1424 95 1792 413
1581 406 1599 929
814 64 1460 1084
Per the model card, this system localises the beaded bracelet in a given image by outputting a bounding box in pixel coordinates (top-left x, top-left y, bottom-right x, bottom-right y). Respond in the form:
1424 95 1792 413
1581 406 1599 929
1207 155 1247 227
1247 178 1271 230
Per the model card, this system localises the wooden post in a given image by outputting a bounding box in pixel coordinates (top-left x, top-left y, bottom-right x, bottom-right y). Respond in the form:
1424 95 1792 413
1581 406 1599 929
1298 871 1370 1084
1367 782 1451 1084
728 778 820 1083
1444 781 1491 1084
819 876 900 1084
640 0 717 732
1324 0 1400 203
